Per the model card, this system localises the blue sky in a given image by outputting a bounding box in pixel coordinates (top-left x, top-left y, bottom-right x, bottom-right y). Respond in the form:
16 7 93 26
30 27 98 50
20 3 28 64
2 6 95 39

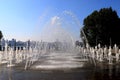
0 0 120 41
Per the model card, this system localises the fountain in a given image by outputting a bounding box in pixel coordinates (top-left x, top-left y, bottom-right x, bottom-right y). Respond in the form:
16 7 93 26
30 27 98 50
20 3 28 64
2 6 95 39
7 48 15 67
0 11 109 70
1 11 119 70
27 11 87 70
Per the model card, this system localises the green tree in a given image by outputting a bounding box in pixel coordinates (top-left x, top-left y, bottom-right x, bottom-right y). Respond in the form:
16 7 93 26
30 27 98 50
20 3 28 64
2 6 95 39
0 31 3 51
0 31 3 40
81 7 120 47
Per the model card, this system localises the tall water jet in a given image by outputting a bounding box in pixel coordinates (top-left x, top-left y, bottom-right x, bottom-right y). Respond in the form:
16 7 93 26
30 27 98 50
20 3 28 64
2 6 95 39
7 48 15 67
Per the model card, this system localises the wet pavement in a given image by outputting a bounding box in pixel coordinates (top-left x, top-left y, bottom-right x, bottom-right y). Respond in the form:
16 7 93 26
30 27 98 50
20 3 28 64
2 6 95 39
0 63 120 80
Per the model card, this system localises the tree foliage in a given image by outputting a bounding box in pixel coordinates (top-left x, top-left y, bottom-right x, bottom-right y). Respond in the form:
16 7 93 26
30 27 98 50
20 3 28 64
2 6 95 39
0 31 3 40
81 7 120 47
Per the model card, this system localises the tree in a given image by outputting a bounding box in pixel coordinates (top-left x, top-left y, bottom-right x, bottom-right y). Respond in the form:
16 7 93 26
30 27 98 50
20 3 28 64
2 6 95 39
81 7 120 47
0 31 3 40
0 31 3 51
75 40 83 47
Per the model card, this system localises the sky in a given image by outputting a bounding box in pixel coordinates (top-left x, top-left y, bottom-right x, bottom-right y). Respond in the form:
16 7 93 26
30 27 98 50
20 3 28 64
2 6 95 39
0 0 120 41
